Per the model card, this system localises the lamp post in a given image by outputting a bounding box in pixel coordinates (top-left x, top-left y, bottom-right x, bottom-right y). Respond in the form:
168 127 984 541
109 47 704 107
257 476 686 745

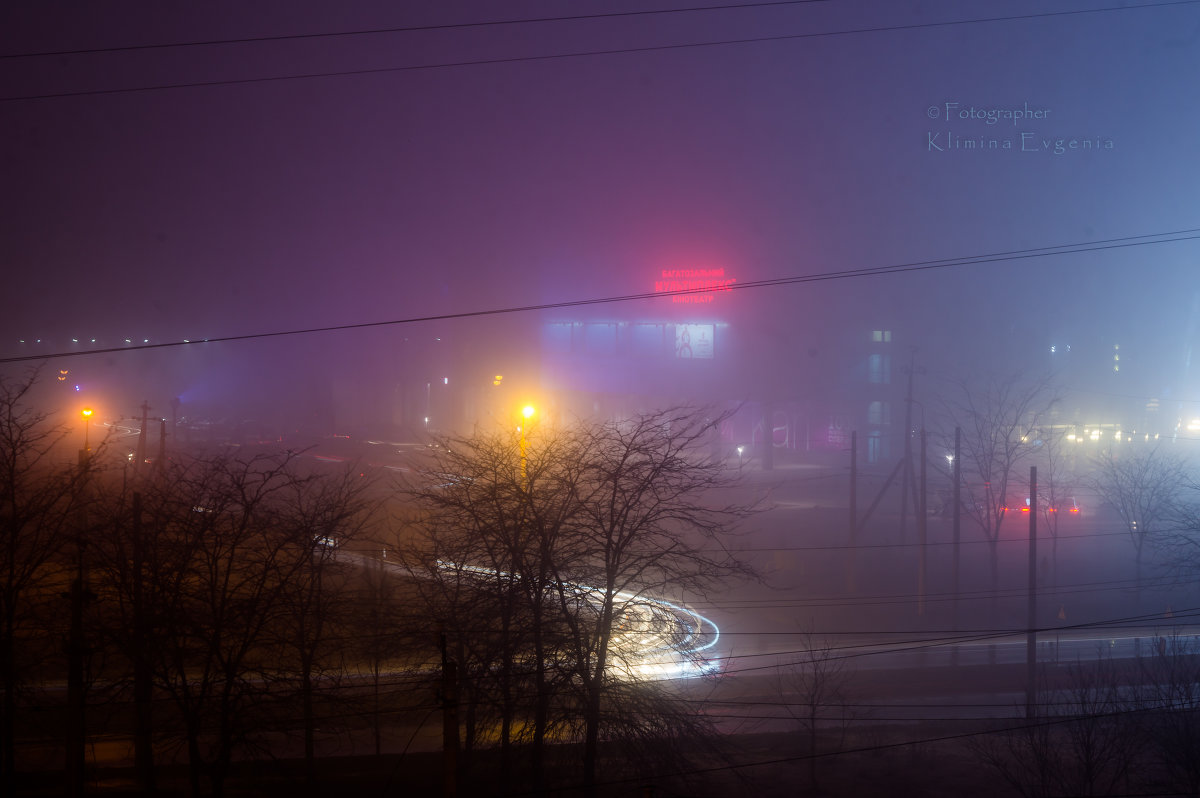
519 404 535 481
81 407 93 452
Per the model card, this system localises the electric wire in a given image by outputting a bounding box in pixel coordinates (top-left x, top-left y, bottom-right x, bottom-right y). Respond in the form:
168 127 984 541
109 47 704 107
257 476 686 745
0 1 834 60
4 228 1198 364
3 1 1197 102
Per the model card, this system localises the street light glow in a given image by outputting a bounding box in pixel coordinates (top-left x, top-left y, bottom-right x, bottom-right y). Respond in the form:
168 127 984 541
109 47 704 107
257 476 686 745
522 404 536 420
81 407 94 453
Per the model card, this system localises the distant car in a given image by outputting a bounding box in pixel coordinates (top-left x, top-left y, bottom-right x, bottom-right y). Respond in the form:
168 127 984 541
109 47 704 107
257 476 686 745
1003 495 1081 520
1050 496 1082 517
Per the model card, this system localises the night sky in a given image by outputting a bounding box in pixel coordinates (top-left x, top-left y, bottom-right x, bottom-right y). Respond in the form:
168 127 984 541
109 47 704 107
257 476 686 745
3 1 1199 426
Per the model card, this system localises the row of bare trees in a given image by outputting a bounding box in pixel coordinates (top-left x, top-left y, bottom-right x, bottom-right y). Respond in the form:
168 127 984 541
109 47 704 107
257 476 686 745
0 370 395 796
975 635 1200 797
397 407 759 796
932 371 1199 602
2 370 759 796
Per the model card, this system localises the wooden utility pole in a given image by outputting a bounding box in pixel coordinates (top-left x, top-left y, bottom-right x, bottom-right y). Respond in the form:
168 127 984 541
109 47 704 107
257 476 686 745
1026 465 1038 719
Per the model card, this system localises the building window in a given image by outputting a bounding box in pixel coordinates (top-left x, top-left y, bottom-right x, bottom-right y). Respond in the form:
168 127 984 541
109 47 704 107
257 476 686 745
867 430 883 463
872 330 892 343
867 353 891 384
867 401 890 426
583 323 617 355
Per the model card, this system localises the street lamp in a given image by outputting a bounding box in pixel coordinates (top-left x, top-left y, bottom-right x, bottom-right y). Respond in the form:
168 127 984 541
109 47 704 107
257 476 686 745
81 407 94 452
519 404 536 481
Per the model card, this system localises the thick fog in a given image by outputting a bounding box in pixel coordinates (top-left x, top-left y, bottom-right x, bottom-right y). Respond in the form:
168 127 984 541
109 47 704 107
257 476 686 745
4 1 1200 791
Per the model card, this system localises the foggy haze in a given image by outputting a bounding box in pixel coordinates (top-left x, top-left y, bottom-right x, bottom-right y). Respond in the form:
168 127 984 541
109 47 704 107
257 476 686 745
4 0 1198 431
4 2 1200 793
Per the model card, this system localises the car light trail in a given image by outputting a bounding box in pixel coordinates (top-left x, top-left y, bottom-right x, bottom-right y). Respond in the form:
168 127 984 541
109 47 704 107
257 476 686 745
437 561 720 681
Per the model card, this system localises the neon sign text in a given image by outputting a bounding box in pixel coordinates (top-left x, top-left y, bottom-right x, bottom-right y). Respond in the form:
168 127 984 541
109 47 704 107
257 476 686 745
654 268 736 303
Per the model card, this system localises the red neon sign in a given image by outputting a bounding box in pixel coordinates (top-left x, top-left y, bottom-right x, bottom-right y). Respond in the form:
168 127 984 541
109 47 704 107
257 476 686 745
654 268 736 304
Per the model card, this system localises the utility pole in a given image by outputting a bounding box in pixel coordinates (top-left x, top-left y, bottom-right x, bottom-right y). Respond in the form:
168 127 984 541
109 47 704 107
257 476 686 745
952 427 961 664
848 430 857 592
898 357 915 544
65 450 94 798
1026 465 1038 719
917 428 927 615
134 400 150 474
440 633 458 798
154 417 167 478
131 492 155 793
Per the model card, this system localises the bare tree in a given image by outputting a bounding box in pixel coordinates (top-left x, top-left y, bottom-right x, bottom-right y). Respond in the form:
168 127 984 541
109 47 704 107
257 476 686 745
348 552 413 757
398 425 582 791
0 369 93 792
1034 420 1079 588
938 373 1058 594
268 464 379 784
1137 632 1200 796
558 407 758 796
400 406 759 797
973 652 1143 797
775 632 858 793
1091 444 1190 600
136 450 316 797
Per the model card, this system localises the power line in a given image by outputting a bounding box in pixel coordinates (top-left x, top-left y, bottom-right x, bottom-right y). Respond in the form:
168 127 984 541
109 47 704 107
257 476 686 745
3 1 1197 102
4 227 1198 365
0 1 833 60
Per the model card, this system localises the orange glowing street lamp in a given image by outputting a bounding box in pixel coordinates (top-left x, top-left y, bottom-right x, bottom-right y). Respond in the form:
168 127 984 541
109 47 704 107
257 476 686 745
81 407 94 452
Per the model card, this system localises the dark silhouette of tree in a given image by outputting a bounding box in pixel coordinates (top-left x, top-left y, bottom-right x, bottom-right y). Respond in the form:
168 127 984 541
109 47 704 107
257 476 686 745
973 652 1143 797
1092 444 1190 601
1033 418 1078 588
775 631 858 793
938 373 1058 595
0 370 92 793
400 406 758 796
135 451 318 797
553 407 757 796
1137 632 1200 795
268 464 379 784
399 426 580 791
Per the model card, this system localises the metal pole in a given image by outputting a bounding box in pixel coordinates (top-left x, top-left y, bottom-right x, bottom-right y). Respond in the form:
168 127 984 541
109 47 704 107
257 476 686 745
441 633 458 798
918 428 927 615
848 430 857 592
1026 465 1038 719
953 426 961 664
